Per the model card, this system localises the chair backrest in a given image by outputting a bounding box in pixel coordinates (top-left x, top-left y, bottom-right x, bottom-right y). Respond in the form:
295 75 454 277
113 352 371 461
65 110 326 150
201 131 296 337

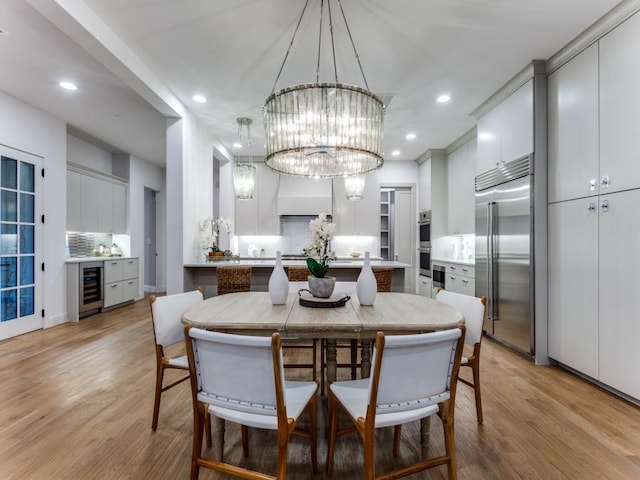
287 265 309 281
150 289 203 347
372 267 393 292
217 266 252 295
368 328 464 414
186 328 286 417
436 290 486 346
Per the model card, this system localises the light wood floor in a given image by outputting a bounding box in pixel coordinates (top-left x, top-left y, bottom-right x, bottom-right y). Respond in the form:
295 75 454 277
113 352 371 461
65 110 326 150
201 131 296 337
0 297 639 480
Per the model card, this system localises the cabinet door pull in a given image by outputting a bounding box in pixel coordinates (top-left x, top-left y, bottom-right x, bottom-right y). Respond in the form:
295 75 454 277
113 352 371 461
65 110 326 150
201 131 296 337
462 267 469 272
449 276 455 280
589 179 596 191
462 279 469 284
601 175 610 189
600 200 609 212
587 202 596 214
450 266 456 270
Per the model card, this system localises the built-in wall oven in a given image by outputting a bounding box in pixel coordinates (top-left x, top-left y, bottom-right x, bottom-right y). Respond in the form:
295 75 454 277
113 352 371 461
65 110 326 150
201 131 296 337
418 210 431 248
432 263 446 290
418 247 431 277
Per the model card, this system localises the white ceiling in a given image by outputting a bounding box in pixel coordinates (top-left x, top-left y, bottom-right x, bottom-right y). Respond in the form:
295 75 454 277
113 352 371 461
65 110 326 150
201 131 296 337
0 0 623 167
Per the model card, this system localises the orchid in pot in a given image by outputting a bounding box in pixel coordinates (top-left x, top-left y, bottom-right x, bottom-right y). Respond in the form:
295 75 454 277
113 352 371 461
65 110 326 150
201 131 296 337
199 216 232 257
302 214 337 297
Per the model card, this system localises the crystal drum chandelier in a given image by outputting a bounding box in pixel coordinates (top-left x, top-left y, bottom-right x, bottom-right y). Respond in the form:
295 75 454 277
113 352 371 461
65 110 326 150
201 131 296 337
233 117 257 200
263 0 384 178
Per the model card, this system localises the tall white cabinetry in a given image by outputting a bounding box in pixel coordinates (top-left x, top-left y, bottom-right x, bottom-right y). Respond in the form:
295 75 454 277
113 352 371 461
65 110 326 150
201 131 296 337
476 80 533 175
332 177 379 236
446 138 476 235
235 163 280 235
547 12 640 401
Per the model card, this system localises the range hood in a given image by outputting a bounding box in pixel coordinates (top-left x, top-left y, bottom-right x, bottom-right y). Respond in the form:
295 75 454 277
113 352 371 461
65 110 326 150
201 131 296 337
277 176 332 216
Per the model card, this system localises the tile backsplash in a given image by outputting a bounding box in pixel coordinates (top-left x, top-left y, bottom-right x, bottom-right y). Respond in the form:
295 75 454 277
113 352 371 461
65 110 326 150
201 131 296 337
66 232 112 257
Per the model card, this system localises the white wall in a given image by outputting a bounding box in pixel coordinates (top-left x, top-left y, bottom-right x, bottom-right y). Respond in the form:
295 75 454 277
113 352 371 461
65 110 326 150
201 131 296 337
0 90 67 328
67 135 113 174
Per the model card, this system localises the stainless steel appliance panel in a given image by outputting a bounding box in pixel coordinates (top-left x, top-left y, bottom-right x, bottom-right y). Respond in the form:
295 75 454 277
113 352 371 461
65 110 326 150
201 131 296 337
418 210 432 248
475 155 534 356
432 263 446 290
418 247 431 277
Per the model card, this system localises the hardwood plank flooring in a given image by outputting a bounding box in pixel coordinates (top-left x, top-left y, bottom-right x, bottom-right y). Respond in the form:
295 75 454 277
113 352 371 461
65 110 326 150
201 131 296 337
0 297 638 479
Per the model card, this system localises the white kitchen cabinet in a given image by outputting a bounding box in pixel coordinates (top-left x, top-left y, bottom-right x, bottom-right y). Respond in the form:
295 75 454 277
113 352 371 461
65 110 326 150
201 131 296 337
332 177 379 236
548 199 599 378
547 43 599 203
599 12 640 196
447 139 476 235
418 159 431 212
66 168 127 233
235 163 280 235
476 79 534 175
104 257 139 308
598 189 640 399
417 275 432 298
444 263 475 297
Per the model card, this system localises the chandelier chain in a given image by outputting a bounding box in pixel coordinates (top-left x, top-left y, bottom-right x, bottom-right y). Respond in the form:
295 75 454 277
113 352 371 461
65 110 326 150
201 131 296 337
270 0 311 95
327 0 339 83
337 0 370 90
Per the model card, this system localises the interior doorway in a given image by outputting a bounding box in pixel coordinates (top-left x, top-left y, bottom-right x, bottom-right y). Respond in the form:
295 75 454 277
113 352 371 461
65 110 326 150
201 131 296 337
144 187 157 293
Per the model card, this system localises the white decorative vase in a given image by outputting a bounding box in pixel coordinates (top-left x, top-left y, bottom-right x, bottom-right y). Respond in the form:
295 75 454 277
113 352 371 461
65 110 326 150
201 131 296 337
268 251 289 305
357 251 377 306
308 276 336 298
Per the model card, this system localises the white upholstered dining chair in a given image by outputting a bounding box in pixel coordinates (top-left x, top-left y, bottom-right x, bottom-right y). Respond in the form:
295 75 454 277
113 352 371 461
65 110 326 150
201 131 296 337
436 289 487 423
149 288 203 430
184 327 318 480
326 326 466 480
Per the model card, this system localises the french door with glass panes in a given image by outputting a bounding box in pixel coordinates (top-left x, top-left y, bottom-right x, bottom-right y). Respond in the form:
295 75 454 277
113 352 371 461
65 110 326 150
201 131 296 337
0 147 43 340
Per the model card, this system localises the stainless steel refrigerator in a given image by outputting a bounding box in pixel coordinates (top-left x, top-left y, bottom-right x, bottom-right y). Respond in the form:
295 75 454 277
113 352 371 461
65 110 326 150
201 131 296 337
475 154 534 356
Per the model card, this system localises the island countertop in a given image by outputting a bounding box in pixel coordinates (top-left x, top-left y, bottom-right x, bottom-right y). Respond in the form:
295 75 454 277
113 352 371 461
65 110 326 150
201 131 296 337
183 259 409 268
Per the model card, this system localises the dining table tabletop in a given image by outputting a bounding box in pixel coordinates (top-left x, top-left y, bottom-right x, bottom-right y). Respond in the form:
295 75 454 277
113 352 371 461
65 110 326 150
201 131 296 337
181 290 464 382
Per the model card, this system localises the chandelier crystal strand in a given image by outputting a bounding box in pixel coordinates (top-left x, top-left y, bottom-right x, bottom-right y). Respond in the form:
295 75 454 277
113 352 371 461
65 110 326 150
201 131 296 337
263 0 384 178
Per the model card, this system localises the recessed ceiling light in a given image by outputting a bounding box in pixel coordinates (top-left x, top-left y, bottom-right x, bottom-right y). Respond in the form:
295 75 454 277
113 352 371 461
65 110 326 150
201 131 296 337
391 150 400 156
59 81 77 91
405 133 416 140
437 94 451 103
233 142 242 149
192 94 207 103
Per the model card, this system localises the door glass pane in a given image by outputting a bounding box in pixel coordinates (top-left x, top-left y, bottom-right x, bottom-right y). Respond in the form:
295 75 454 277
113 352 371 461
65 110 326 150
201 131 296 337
1 257 16 288
19 225 34 254
1 191 17 222
19 287 34 316
19 162 35 193
1 156 17 189
0 224 17 254
1 289 17 321
20 193 34 223
20 256 34 285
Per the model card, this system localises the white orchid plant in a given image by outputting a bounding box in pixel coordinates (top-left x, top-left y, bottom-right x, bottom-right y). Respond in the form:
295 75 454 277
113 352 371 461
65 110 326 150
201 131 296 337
302 213 337 278
199 216 232 252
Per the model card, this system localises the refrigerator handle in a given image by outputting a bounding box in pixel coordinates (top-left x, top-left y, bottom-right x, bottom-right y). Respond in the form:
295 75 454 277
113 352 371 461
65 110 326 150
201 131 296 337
490 201 499 321
486 202 493 320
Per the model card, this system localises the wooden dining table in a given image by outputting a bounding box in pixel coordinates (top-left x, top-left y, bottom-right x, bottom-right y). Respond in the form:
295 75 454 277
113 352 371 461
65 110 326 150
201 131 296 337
181 290 464 457
181 290 464 382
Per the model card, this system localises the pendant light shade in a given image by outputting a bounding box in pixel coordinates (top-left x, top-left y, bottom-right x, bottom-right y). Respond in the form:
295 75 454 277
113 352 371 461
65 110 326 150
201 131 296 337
344 173 366 200
263 0 384 178
233 117 256 200
233 163 256 200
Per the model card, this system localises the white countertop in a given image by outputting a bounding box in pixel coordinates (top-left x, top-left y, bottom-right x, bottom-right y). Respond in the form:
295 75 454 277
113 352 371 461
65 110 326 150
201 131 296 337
66 256 137 263
431 257 475 267
184 259 410 268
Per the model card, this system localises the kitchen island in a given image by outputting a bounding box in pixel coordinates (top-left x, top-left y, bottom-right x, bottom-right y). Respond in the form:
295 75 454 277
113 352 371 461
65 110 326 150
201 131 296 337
183 259 410 298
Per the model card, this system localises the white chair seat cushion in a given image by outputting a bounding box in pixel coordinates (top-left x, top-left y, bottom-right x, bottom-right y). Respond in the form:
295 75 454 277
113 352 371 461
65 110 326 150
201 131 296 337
203 380 317 431
168 355 189 368
330 379 441 429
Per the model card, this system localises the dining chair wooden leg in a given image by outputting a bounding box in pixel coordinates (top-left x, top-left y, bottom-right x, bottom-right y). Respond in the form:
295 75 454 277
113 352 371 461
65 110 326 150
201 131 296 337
326 393 339 476
190 402 206 480
204 407 212 448
471 359 483 424
421 417 431 459
241 425 249 457
442 408 457 480
275 429 289 480
393 425 402 456
363 427 376 480
152 362 165 431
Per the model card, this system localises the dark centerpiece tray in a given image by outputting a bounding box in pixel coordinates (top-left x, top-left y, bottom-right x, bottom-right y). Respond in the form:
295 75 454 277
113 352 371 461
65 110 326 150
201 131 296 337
298 289 351 308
